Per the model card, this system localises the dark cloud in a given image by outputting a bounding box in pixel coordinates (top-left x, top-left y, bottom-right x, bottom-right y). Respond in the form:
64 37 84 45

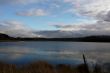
97 11 110 22
51 20 110 36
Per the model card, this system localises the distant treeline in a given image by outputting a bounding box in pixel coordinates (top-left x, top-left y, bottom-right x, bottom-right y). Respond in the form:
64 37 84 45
1 33 110 42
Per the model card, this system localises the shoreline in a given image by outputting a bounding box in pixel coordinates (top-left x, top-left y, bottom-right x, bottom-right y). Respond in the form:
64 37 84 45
1 40 110 43
0 61 105 73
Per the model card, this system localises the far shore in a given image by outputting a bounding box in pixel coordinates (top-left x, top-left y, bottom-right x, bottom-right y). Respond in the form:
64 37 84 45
1 39 110 43
1 33 110 42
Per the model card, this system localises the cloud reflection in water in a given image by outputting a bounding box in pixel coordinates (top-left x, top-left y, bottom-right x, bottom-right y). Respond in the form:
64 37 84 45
0 42 110 64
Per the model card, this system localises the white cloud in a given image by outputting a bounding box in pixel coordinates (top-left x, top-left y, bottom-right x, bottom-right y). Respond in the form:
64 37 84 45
64 0 110 18
17 9 48 16
59 0 110 36
0 20 42 37
1 0 110 37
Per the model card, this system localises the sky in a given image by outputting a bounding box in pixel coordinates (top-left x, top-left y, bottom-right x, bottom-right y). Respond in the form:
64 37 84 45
1 0 110 37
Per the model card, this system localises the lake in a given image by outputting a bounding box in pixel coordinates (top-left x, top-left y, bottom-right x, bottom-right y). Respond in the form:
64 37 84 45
0 41 110 65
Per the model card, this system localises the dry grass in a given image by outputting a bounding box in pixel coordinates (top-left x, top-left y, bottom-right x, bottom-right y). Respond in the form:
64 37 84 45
0 61 107 73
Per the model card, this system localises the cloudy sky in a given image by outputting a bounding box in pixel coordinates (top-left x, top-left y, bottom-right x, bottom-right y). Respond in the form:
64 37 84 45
1 0 110 37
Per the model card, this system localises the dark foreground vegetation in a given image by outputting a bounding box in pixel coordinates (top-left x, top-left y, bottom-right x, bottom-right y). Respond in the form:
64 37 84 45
1 33 110 42
0 54 109 73
0 61 109 73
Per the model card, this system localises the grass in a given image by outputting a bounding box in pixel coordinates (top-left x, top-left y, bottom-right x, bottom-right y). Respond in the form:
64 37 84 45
0 61 108 73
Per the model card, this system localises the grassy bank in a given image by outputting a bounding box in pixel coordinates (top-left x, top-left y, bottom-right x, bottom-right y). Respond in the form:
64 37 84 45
0 61 107 73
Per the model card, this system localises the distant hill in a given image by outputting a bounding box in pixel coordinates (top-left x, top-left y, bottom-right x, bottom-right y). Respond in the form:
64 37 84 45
0 33 11 38
1 33 110 42
77 35 110 42
0 33 14 39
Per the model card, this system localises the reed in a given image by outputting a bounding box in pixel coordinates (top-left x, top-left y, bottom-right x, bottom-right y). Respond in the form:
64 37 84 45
0 54 107 73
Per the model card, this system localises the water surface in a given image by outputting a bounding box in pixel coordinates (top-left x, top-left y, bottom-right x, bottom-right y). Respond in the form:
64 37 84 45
0 41 110 65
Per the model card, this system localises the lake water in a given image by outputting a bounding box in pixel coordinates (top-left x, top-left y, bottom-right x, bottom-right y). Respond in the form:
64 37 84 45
0 41 110 65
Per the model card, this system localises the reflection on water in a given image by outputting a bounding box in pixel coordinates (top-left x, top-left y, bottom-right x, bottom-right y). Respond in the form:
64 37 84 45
0 41 110 64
